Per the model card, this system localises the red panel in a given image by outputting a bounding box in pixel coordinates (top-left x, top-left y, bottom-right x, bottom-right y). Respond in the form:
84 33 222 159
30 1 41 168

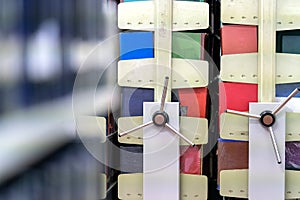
217 141 249 184
178 88 206 175
219 82 258 113
178 87 208 118
180 146 201 175
221 25 258 55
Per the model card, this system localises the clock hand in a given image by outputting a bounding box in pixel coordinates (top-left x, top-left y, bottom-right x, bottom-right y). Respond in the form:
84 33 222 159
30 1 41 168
272 87 300 115
268 126 281 164
165 123 195 146
119 121 154 137
160 76 169 112
226 109 261 119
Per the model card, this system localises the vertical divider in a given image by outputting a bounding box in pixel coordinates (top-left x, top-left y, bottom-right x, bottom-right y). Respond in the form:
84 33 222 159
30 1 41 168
258 0 276 102
154 0 173 102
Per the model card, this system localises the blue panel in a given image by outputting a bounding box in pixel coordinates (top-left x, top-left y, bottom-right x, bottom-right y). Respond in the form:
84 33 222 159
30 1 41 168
218 138 246 143
120 32 154 116
119 32 154 60
121 87 154 117
276 83 300 98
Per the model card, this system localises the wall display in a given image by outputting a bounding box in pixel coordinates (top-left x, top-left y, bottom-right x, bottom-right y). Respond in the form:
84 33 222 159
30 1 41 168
117 0 210 199
219 0 300 199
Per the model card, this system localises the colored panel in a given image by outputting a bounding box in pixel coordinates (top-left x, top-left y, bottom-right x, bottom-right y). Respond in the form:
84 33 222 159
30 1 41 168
120 146 143 173
286 142 300 170
221 25 257 55
219 82 258 113
178 88 207 118
173 33 207 120
276 83 300 98
121 87 154 117
282 35 300 54
180 146 201 175
172 32 202 59
173 32 206 176
119 32 154 60
218 141 248 184
120 32 154 117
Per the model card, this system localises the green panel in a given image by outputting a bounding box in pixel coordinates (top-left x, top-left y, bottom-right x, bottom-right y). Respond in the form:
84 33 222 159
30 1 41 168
172 32 202 59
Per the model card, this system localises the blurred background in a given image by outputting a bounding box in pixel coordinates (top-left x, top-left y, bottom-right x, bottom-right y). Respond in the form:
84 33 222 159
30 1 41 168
0 0 119 199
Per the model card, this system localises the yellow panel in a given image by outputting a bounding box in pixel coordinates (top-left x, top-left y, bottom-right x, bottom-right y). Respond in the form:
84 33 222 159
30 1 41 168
221 53 300 84
118 58 208 89
118 116 208 145
118 173 208 200
220 170 300 199
118 1 209 31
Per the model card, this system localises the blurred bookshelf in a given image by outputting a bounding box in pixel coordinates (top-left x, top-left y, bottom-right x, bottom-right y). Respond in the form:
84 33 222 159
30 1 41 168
0 0 118 113
0 0 119 199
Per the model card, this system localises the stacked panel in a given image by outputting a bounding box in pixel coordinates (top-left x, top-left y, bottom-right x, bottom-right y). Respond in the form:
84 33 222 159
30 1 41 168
117 0 211 199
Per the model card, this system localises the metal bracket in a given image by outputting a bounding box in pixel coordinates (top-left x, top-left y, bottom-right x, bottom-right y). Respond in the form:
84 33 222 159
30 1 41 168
248 103 286 199
118 1 209 31
220 112 300 142
221 53 300 84
221 0 300 31
75 116 107 142
118 173 208 200
143 102 180 200
118 58 208 89
99 173 107 199
220 113 249 141
118 116 208 145
220 170 300 199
